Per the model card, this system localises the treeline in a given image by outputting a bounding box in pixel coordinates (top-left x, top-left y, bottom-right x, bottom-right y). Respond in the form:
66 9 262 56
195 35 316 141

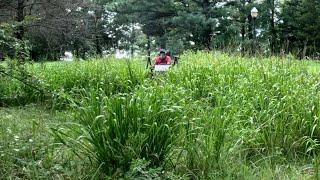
0 0 319 60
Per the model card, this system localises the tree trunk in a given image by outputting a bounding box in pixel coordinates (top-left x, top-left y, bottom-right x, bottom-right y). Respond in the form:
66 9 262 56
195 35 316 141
76 48 80 59
81 49 86 60
130 24 135 58
95 20 102 57
241 24 245 54
202 0 212 49
286 39 289 53
15 0 25 40
247 0 253 41
269 0 276 55
313 40 316 59
240 0 246 56
302 39 308 59
147 35 151 68
240 0 246 55
158 35 167 49
95 33 102 57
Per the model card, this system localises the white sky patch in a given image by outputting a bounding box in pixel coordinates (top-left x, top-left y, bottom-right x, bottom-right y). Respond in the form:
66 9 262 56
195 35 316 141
256 0 264 4
256 28 263 37
216 2 227 8
76 7 82 12
115 49 130 59
134 25 142 30
88 10 95 16
213 31 221 36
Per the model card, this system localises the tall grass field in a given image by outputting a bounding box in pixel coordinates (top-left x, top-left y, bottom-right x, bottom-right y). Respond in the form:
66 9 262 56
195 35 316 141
1 52 320 179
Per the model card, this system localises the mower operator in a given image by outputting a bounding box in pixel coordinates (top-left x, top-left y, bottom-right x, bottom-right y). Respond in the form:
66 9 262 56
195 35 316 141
154 49 171 65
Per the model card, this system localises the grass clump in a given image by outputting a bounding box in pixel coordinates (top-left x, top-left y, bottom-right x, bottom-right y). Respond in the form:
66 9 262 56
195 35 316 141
53 84 186 176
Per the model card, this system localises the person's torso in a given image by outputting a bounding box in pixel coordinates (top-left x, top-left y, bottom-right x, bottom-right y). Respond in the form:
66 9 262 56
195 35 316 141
156 56 171 64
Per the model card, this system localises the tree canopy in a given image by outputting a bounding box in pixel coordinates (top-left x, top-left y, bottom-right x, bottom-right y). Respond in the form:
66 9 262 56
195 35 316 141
0 0 319 60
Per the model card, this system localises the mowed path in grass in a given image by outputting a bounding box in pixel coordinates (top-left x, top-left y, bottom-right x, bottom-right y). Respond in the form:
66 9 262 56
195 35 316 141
0 106 90 179
305 61 320 74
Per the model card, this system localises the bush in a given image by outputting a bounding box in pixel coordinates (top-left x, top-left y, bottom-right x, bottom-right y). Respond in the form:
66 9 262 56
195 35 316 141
66 85 185 174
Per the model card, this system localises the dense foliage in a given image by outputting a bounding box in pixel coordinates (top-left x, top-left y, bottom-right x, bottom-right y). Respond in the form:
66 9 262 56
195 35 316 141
0 0 319 60
1 52 320 178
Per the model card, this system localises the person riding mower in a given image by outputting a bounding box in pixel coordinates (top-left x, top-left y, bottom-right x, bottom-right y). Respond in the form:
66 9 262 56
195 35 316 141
153 49 172 72
154 49 171 65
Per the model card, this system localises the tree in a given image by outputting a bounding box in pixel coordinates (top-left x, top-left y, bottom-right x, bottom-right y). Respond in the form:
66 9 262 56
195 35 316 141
110 0 176 48
267 0 277 54
280 0 320 58
171 0 220 49
0 0 115 60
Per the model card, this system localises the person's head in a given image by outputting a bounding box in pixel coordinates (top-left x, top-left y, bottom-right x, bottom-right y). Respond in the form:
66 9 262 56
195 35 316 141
159 49 166 60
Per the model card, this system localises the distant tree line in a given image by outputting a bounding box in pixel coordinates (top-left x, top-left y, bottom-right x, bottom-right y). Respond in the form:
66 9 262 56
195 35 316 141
0 0 319 60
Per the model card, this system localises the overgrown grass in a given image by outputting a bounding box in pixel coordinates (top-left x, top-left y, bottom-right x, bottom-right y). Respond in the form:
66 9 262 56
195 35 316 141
1 52 320 179
0 58 146 107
